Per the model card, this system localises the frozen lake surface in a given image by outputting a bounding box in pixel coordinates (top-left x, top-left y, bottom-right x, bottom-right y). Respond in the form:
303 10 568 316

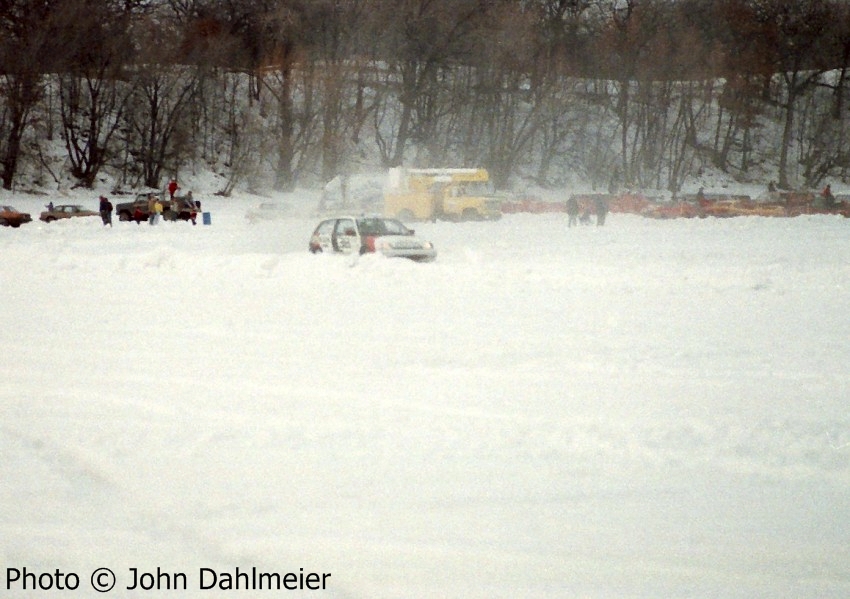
2 195 849 597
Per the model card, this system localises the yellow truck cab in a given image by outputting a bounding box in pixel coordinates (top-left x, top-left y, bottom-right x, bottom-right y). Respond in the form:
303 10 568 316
384 167 503 222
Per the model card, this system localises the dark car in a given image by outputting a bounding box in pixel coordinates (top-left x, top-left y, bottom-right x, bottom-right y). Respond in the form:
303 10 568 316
116 192 197 223
39 204 99 222
0 205 32 227
308 216 437 262
164 195 199 222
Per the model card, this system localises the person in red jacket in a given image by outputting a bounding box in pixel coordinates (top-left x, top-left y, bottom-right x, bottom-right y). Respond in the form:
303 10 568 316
167 178 179 199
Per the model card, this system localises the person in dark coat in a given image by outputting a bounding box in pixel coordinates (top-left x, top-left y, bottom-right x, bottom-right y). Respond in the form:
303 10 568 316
98 195 113 226
566 196 579 227
594 194 609 226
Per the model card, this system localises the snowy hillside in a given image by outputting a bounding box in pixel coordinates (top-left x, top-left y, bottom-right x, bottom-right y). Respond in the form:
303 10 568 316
2 191 849 598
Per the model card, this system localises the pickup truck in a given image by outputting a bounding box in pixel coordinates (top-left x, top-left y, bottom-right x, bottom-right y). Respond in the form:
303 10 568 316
115 192 197 223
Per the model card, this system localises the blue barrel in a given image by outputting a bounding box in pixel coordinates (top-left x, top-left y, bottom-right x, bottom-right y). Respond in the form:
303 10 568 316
202 212 211 225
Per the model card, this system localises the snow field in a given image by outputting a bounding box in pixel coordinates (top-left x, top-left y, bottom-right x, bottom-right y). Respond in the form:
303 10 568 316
2 197 850 597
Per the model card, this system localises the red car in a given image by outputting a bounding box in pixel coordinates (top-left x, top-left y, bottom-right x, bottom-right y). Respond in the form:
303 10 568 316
0 205 33 227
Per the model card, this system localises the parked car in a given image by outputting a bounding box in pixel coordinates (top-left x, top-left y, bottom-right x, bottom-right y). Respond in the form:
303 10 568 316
309 216 437 262
39 204 99 222
0 205 32 227
164 195 199 223
115 192 197 223
115 194 157 223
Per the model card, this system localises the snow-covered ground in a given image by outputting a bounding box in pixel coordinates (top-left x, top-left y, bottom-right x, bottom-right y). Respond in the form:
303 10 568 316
2 191 850 598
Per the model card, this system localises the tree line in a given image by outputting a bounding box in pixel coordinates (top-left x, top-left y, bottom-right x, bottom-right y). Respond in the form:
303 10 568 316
3 0 850 194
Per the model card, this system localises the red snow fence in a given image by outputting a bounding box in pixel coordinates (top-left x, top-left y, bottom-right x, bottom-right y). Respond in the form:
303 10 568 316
501 190 850 219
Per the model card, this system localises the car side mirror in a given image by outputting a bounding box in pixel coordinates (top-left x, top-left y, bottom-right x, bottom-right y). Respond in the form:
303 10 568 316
344 228 356 236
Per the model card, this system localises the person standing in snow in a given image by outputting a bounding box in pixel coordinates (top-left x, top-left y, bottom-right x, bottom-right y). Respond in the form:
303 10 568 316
154 197 163 224
148 194 163 225
594 194 609 226
186 191 197 225
821 184 835 208
99 195 113 226
167 178 179 200
566 196 579 227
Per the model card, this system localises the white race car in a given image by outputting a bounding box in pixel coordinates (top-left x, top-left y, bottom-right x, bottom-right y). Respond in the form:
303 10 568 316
309 216 436 262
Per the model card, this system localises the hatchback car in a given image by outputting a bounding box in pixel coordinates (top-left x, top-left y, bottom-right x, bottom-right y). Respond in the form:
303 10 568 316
39 204 99 222
0 205 32 227
309 216 437 262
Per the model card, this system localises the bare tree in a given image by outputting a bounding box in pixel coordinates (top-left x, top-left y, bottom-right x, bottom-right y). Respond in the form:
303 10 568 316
119 16 198 188
594 0 647 187
748 0 833 188
264 0 377 183
0 0 67 189
372 0 493 167
55 0 137 188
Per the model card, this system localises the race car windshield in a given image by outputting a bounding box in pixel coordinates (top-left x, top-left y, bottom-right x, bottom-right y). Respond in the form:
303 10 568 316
357 218 409 236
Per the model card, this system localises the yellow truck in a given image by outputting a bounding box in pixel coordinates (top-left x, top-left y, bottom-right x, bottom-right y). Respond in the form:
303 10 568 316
383 167 503 221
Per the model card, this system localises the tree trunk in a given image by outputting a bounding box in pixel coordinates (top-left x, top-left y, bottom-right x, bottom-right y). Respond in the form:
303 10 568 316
274 62 295 191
